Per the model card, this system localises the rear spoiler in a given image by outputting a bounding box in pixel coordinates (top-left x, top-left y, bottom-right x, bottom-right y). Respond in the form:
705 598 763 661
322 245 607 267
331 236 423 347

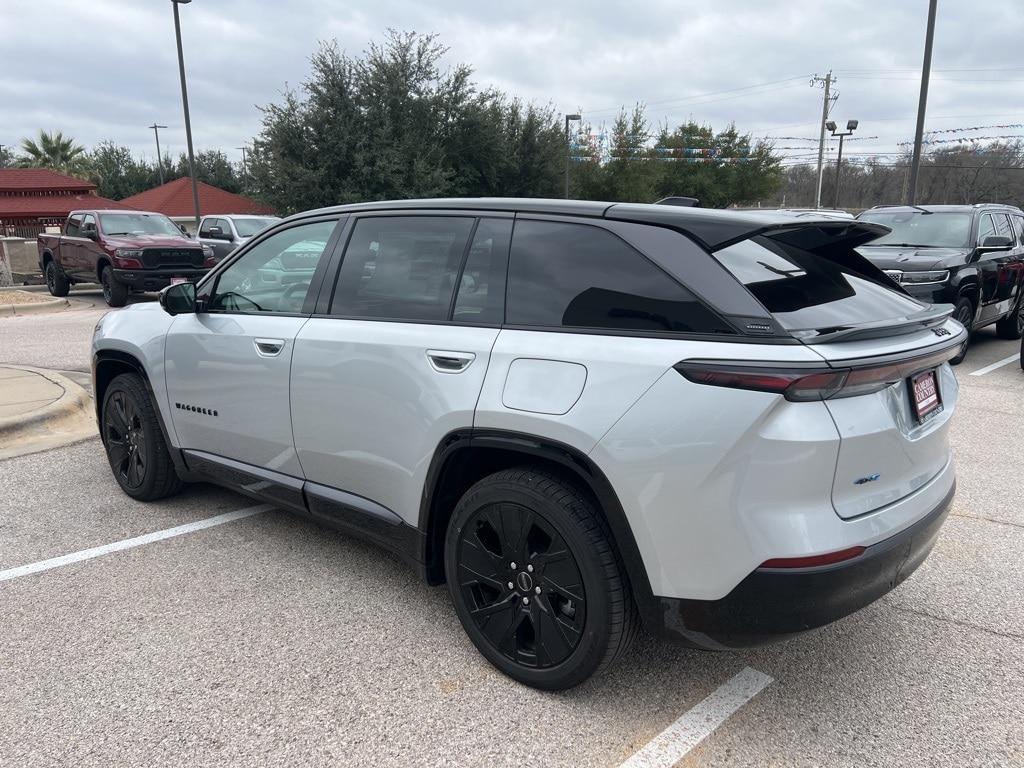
789 303 957 344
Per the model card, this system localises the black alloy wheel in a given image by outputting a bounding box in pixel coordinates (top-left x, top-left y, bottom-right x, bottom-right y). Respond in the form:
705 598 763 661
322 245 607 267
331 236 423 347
101 373 182 501
455 501 587 669
445 468 637 690
104 388 148 490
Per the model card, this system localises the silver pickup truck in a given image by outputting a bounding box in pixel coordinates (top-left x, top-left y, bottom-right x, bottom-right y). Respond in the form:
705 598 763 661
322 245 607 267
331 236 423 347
196 214 279 261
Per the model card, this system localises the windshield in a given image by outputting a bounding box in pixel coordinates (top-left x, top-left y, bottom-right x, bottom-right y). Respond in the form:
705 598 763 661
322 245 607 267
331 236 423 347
100 213 183 237
858 211 973 248
232 217 278 237
714 236 926 334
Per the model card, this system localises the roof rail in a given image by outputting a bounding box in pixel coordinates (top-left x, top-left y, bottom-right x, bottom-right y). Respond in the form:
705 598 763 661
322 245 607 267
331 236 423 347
972 202 1023 211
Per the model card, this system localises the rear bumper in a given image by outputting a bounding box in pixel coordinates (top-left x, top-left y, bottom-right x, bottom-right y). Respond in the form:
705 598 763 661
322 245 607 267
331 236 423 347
112 268 208 292
648 481 954 649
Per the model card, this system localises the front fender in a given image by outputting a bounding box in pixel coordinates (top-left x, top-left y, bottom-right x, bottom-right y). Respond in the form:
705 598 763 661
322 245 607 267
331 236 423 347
93 303 179 447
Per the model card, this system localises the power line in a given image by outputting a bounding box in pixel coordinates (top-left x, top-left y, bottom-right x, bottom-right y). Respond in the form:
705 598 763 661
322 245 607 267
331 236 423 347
582 75 811 114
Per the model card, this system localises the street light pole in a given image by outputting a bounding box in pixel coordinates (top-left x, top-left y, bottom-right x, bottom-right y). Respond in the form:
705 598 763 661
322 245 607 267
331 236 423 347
907 0 938 205
564 113 581 199
172 0 201 231
149 123 168 185
826 119 858 210
833 133 847 210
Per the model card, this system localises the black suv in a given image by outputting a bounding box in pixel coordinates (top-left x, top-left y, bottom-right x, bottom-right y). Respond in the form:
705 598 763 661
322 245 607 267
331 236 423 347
856 204 1024 363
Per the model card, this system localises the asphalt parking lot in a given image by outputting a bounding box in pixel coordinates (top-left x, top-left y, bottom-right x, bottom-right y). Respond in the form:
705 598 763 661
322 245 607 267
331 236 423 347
1 295 1022 767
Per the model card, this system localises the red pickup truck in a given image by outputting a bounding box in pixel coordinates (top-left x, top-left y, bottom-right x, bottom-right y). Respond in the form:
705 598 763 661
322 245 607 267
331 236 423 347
38 210 214 307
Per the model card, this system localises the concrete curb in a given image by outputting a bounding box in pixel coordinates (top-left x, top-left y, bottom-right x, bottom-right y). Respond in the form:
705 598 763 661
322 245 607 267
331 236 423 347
0 365 96 460
0 296 70 316
0 283 99 293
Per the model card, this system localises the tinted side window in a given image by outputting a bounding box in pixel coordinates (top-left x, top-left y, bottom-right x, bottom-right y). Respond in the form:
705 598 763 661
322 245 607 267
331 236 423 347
198 218 215 237
1015 216 1024 243
80 214 96 234
331 216 474 322
977 214 997 244
210 220 337 314
507 219 733 334
66 215 82 237
453 218 511 325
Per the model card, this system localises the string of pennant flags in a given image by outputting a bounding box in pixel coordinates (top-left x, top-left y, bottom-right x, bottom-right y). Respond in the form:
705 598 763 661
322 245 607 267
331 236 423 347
897 134 1024 146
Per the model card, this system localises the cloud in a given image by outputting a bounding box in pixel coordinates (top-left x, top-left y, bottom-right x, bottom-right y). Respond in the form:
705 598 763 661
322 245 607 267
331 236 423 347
2 0 1022 166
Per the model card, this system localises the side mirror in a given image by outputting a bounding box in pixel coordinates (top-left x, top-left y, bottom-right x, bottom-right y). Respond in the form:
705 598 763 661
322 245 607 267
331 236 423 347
159 281 196 315
178 224 190 236
82 227 98 240
981 235 1013 251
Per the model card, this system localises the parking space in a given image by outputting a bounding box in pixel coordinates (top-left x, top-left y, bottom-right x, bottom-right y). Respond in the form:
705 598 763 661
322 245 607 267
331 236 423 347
1 326 1022 767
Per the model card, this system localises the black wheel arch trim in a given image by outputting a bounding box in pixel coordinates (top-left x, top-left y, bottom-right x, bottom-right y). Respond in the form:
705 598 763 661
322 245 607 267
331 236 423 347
93 349 191 479
419 427 660 629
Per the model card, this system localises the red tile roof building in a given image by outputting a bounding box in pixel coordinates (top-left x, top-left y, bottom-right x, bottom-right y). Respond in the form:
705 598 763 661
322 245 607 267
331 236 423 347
120 177 275 219
0 168 133 237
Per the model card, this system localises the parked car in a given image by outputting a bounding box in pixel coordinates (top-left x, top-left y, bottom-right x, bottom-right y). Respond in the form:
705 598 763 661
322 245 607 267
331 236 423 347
38 210 215 307
857 204 1024 363
92 199 963 689
197 215 280 261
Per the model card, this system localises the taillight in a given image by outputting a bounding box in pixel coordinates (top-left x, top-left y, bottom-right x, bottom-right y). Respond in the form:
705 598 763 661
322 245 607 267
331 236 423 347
760 546 866 569
676 342 961 402
676 362 847 402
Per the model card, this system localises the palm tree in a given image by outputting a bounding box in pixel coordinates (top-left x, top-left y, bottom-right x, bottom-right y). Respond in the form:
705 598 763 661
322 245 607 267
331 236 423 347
19 130 91 177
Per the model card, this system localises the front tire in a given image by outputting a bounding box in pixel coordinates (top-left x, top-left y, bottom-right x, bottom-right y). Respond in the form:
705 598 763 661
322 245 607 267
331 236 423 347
995 296 1024 340
950 298 974 365
444 467 637 690
100 266 128 307
45 260 70 297
101 373 182 501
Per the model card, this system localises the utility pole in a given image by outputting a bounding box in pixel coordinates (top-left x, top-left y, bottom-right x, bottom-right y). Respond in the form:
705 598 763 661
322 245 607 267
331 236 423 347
907 0 938 204
236 146 248 177
149 124 168 185
172 0 201 231
811 71 836 209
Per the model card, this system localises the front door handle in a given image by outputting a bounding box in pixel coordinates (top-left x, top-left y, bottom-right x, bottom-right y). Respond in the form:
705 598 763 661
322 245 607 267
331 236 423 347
254 338 285 357
426 349 475 373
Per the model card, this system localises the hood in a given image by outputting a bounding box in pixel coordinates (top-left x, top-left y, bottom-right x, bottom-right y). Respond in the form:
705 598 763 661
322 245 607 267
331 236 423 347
103 233 202 249
856 245 970 271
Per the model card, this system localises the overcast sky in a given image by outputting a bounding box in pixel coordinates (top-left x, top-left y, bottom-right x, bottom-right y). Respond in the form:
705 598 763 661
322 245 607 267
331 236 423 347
4 0 1024 169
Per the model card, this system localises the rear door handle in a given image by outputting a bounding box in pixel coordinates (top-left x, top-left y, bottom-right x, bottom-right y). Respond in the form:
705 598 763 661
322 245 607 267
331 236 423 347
426 349 476 373
254 338 285 357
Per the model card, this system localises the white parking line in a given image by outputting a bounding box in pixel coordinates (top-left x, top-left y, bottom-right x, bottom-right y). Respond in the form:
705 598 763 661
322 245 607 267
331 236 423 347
0 504 273 583
618 666 773 768
968 353 1021 376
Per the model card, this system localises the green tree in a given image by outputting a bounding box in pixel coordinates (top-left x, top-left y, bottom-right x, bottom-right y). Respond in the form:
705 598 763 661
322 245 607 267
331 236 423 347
173 150 241 193
18 130 91 177
0 145 14 169
655 121 781 207
602 106 659 202
89 142 161 199
248 31 567 213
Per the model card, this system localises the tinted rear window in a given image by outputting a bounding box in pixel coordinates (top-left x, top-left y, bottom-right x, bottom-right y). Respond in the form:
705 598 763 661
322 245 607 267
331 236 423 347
713 235 926 333
507 219 733 335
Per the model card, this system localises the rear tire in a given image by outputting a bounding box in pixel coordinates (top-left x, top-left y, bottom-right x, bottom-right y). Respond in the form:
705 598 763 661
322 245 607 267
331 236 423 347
45 260 70 297
444 467 637 690
101 373 182 501
100 266 128 307
950 298 974 365
995 297 1024 340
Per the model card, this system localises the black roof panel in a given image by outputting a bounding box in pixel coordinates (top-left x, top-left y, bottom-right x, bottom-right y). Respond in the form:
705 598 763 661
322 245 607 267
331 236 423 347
289 197 881 250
